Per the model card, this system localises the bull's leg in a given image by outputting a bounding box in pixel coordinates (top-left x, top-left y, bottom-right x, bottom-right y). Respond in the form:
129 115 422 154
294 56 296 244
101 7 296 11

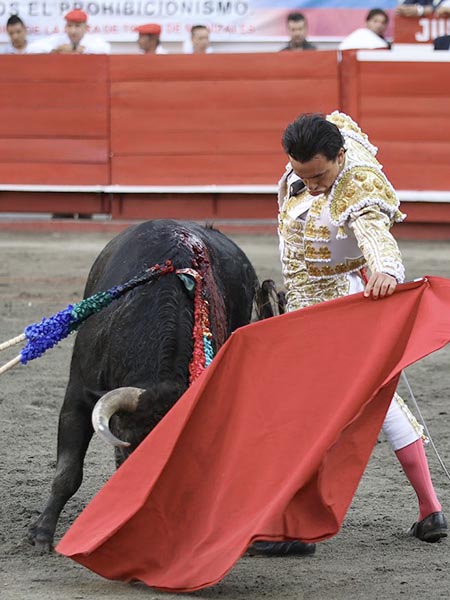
28 396 94 553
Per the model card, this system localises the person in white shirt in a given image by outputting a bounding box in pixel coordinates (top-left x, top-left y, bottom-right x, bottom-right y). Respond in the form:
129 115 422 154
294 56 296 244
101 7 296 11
339 8 391 51
3 15 28 54
185 25 213 54
27 9 110 54
135 23 168 54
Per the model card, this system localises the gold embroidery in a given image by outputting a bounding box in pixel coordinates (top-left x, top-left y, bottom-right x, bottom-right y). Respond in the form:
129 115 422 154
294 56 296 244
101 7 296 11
330 166 398 224
393 392 426 441
304 221 331 241
282 189 309 215
307 256 366 278
305 243 331 261
308 195 328 217
327 112 371 145
286 277 351 310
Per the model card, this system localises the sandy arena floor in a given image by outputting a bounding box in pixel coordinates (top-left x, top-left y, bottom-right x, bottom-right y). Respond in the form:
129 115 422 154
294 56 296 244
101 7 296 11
1 228 450 600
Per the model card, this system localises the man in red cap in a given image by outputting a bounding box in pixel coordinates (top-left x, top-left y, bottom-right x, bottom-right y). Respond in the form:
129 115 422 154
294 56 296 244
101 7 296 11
135 23 167 54
28 9 110 54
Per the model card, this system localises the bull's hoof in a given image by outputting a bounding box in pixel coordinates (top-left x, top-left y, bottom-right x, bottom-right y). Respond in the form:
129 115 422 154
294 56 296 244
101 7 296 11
246 540 316 557
27 524 54 553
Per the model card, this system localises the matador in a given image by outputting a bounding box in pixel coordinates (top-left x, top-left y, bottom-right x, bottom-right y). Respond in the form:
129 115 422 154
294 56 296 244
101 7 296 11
250 111 447 557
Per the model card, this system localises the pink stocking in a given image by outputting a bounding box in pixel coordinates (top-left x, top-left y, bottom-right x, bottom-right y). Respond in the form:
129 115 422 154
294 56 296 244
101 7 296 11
395 439 442 521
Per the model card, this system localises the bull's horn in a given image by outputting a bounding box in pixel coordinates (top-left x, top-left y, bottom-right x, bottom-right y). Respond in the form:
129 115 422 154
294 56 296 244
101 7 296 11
92 387 145 448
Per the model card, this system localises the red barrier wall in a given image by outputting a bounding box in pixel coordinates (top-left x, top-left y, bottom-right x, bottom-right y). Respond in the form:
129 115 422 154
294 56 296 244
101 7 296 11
0 55 110 186
0 51 449 237
109 51 339 186
1 51 448 192
340 51 450 191
394 15 450 44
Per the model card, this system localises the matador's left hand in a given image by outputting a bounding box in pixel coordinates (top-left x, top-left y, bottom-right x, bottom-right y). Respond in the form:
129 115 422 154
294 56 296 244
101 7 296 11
364 272 397 299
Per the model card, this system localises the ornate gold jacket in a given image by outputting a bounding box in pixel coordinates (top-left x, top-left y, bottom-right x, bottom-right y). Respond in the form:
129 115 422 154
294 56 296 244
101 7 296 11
278 111 406 311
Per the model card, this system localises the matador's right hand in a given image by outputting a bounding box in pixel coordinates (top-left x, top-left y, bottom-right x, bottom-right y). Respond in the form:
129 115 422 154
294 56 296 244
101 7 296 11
364 272 397 300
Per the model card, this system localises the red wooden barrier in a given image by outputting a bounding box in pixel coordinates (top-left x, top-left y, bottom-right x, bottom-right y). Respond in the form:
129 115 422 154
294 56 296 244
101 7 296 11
394 15 450 43
340 51 450 191
109 52 340 187
0 52 449 238
0 55 110 187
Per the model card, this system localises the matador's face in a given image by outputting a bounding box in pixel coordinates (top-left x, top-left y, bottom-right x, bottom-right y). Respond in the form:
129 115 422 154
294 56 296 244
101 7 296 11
288 148 346 196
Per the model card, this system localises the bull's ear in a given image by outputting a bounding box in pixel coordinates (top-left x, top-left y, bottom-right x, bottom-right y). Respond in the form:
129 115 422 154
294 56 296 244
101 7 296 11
92 387 145 447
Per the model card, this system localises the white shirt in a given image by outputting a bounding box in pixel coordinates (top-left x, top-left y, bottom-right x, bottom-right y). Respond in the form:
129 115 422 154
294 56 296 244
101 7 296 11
27 32 110 54
2 43 29 54
339 28 389 51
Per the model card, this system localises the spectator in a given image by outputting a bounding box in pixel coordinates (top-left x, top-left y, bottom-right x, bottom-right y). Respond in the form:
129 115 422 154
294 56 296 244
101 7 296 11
187 25 212 54
3 15 28 54
27 10 110 54
339 8 391 50
435 0 450 14
135 23 168 54
434 35 450 49
280 12 316 51
396 0 440 18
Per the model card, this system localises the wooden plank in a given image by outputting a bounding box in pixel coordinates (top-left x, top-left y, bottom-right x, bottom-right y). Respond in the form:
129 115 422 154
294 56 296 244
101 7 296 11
0 83 108 110
111 107 309 136
360 116 450 142
215 195 277 219
377 141 450 165
112 129 285 156
339 51 361 121
383 163 450 190
0 163 109 184
110 194 216 220
111 79 338 111
0 139 109 163
394 222 450 241
0 55 109 82
360 65 450 97
0 192 106 213
400 202 450 223
111 153 286 185
109 51 339 82
0 109 108 137
361 95 450 117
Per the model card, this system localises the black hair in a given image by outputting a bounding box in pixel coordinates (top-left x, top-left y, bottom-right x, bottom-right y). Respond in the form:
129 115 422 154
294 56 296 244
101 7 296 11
282 114 345 162
366 8 389 23
6 15 25 27
191 24 208 34
287 12 306 23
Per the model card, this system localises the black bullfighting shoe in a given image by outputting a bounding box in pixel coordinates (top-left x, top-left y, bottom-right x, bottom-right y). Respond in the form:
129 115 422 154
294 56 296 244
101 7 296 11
246 540 316 557
409 511 448 543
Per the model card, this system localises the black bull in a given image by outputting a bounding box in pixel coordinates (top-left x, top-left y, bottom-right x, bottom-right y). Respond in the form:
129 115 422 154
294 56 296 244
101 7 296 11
28 219 280 552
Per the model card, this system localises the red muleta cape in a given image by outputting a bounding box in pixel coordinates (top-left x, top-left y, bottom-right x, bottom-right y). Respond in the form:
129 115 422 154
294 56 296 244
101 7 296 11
56 276 450 592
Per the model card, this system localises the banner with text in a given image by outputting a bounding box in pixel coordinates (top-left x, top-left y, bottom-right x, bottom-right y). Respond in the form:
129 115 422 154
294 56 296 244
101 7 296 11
0 0 397 43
